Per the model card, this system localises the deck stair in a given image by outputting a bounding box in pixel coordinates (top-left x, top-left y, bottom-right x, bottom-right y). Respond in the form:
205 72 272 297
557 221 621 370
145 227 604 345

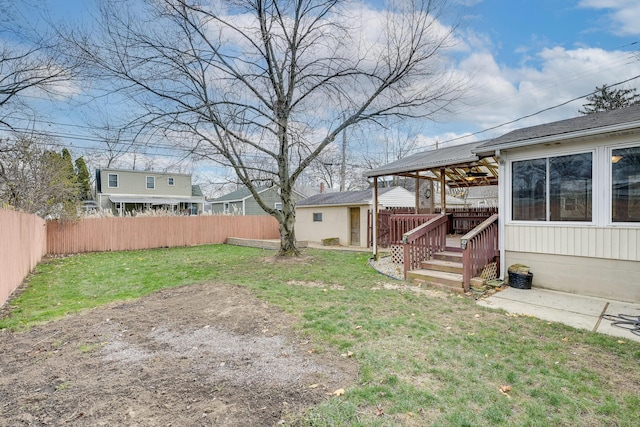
406 246 465 292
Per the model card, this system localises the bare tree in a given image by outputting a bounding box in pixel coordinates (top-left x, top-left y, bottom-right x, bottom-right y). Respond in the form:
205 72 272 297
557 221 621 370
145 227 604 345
0 1 78 130
362 124 426 187
305 144 367 191
68 0 464 256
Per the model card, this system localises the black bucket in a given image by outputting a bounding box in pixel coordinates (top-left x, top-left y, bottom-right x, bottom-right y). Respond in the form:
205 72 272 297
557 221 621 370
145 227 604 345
508 271 533 289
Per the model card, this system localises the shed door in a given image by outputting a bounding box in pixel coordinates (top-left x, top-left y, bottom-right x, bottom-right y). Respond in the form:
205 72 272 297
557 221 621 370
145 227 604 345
350 208 360 246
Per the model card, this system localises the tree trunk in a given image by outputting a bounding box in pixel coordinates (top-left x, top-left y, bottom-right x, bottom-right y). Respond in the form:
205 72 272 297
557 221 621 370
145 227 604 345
277 200 300 257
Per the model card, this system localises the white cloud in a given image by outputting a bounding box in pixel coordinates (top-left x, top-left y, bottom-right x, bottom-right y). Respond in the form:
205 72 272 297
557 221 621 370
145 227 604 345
449 45 640 133
578 0 640 36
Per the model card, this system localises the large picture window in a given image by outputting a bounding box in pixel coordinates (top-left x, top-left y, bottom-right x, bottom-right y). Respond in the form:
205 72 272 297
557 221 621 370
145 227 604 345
612 146 640 222
512 152 592 222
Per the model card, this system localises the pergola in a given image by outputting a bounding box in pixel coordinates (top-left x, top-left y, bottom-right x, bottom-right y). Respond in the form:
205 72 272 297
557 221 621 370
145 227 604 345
365 140 499 256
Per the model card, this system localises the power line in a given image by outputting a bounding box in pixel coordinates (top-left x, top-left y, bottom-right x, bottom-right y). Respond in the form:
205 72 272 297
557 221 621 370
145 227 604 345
378 72 640 157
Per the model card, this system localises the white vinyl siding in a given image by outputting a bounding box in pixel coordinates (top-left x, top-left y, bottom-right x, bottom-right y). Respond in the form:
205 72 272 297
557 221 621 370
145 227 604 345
505 225 640 261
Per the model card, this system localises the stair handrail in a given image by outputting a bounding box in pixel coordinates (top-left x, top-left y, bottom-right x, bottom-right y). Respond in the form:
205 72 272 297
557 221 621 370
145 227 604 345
460 213 499 292
401 214 448 279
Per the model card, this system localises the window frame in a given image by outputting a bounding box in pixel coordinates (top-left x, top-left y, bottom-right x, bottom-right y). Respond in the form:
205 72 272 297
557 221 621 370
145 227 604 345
313 212 323 222
167 177 175 186
107 173 119 188
146 176 155 190
608 143 640 225
508 149 595 225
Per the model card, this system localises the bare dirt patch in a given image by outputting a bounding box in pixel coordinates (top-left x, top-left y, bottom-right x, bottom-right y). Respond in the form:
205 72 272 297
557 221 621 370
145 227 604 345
0 283 357 426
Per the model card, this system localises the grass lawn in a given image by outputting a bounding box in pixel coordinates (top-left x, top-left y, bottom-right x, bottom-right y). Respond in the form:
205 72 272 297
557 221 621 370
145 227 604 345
2 244 639 426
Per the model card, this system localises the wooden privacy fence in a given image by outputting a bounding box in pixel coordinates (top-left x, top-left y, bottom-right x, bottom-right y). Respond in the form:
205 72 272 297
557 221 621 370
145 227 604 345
47 215 281 254
0 209 47 306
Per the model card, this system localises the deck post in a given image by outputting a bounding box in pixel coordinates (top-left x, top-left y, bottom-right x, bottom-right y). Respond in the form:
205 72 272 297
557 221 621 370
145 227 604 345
440 167 446 214
415 175 420 214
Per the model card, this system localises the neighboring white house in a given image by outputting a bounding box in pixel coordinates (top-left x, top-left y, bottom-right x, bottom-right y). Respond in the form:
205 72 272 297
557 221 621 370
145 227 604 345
95 168 205 216
295 186 415 247
474 105 640 303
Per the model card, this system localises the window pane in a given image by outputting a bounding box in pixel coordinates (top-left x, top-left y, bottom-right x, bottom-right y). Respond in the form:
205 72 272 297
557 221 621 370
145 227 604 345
550 153 592 221
512 159 546 220
612 146 640 222
146 177 155 189
313 213 322 222
108 174 118 187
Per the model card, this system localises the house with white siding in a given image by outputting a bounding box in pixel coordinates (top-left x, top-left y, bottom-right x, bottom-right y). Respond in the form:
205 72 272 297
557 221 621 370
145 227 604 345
365 105 640 303
474 105 640 303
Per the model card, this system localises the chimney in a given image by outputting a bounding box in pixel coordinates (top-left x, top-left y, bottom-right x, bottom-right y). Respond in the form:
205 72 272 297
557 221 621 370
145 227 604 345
320 182 325 193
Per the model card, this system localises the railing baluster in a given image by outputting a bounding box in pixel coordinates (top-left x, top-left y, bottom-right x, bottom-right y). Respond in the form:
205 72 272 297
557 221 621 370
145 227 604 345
460 214 499 291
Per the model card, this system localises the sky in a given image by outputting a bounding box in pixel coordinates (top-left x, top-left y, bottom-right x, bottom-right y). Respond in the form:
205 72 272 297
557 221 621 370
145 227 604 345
6 0 640 192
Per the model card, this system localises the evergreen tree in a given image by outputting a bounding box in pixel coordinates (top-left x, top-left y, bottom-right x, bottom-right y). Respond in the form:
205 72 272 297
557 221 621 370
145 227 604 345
75 156 91 200
579 85 640 115
61 148 76 183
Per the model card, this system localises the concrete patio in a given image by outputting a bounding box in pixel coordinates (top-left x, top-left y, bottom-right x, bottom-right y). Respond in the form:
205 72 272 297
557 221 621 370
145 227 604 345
477 287 640 342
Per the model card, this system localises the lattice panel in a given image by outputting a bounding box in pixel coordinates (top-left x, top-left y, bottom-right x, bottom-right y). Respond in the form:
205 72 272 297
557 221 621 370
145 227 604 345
391 245 404 265
481 262 498 280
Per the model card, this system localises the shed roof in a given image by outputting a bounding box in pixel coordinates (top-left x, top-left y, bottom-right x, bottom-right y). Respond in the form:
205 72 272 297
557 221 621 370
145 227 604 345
297 187 394 207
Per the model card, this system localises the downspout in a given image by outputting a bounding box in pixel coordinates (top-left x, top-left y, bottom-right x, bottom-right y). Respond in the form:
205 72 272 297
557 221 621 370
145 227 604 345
496 149 506 279
372 178 379 260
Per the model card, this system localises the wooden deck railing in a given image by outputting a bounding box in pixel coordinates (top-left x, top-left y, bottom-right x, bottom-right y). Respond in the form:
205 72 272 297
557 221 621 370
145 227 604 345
401 214 448 279
390 214 439 245
461 214 499 291
435 207 498 234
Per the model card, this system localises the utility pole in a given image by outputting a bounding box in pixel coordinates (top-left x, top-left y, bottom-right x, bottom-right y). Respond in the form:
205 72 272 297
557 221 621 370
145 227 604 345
340 126 347 191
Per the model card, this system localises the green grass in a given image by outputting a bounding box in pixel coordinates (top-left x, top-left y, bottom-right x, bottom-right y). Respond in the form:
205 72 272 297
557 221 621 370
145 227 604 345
2 244 640 426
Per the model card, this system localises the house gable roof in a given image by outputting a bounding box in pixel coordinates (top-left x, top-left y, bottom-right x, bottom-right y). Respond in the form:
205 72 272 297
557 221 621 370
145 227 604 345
476 104 640 153
211 186 305 203
297 187 395 207
211 187 266 203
